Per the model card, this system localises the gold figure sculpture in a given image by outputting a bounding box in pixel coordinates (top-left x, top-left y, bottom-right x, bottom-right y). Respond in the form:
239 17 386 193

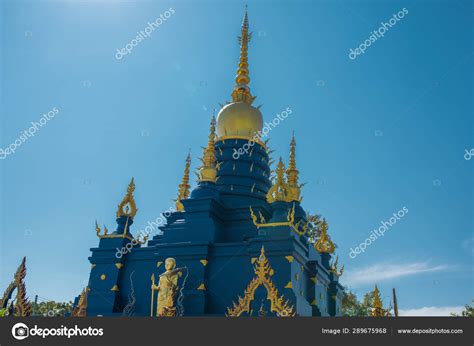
227 246 295 317
151 258 182 317
176 152 192 211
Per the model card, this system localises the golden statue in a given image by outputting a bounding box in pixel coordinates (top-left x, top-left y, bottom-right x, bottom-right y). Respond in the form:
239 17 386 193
151 258 181 317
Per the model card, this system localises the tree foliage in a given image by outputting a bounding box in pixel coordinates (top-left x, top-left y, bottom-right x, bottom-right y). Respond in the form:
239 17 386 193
451 300 473 317
31 301 73 316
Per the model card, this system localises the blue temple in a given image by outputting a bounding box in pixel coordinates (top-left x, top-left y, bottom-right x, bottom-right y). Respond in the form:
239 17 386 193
77 8 344 317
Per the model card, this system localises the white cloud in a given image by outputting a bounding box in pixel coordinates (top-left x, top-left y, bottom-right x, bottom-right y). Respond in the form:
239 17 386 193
342 262 450 287
399 306 464 316
461 236 473 256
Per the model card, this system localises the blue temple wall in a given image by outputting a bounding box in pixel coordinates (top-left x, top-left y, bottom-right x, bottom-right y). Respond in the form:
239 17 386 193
83 139 344 316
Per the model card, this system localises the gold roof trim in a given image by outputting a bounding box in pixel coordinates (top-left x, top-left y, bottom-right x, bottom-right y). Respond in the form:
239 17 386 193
227 246 295 317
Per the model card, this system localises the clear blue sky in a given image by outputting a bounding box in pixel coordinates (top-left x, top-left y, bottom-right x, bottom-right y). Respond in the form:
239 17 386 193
0 0 472 315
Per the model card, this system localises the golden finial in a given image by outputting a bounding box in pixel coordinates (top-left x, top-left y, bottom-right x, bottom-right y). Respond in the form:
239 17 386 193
286 132 302 202
116 178 138 218
198 116 217 182
231 5 255 104
176 151 191 211
329 256 344 277
266 157 291 203
314 219 335 253
370 285 386 317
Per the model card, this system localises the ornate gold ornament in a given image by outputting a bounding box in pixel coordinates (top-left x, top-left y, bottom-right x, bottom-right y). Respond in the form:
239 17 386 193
95 220 134 241
95 178 149 244
117 178 138 218
370 285 390 317
266 158 292 203
227 246 295 317
216 7 264 141
314 219 335 254
0 257 32 316
286 134 303 202
231 6 255 104
329 256 344 277
175 152 191 212
71 288 88 317
198 116 218 183
249 204 320 239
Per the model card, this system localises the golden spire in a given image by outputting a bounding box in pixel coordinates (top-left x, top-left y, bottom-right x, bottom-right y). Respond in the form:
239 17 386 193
266 157 291 203
314 219 335 253
176 152 191 211
198 116 217 182
231 6 255 104
116 178 138 218
286 133 301 202
371 285 385 317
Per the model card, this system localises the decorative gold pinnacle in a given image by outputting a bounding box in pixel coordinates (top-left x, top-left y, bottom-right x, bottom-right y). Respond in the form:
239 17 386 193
227 246 295 317
266 157 291 203
176 152 191 211
314 219 335 254
370 285 387 317
198 116 217 182
117 178 138 218
286 133 302 202
231 6 255 104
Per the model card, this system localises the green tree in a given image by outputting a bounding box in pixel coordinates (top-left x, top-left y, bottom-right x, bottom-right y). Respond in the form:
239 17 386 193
342 291 371 316
0 308 7 317
31 301 73 316
451 300 473 317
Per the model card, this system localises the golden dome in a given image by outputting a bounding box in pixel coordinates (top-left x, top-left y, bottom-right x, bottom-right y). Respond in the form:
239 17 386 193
216 102 263 138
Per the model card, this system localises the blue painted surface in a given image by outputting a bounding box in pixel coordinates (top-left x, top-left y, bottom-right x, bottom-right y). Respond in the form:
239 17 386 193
83 139 344 316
